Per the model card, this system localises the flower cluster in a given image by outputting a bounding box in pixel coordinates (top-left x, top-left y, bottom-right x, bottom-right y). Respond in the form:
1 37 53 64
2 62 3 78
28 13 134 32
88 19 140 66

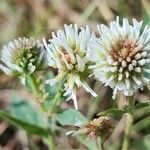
67 116 113 140
0 17 150 109
0 37 46 84
43 24 97 110
80 116 113 139
88 17 150 99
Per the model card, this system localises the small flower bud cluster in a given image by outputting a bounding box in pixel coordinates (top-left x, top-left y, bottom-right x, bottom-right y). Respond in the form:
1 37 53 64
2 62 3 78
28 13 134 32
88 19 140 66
82 116 113 139
0 37 46 84
72 116 113 139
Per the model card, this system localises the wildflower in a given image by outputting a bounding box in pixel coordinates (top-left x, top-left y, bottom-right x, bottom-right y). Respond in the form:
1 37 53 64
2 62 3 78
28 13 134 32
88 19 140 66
43 24 97 110
0 37 46 84
80 116 113 139
88 17 150 99
67 116 113 140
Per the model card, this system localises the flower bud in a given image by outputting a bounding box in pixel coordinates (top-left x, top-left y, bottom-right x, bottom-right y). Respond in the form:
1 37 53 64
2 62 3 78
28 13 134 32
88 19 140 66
0 37 46 84
80 116 113 139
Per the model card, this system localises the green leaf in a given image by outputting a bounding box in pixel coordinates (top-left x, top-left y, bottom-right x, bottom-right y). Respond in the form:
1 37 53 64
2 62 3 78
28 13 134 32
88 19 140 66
0 110 48 136
56 109 88 126
134 105 150 119
44 72 58 99
134 102 150 109
97 108 125 117
133 116 150 132
9 94 47 129
0 94 49 136
44 72 64 111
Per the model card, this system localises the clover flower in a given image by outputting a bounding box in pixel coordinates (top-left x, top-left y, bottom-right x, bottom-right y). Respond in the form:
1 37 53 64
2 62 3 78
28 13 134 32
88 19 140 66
0 37 46 84
43 24 97 110
80 116 113 139
88 17 150 99
66 116 113 140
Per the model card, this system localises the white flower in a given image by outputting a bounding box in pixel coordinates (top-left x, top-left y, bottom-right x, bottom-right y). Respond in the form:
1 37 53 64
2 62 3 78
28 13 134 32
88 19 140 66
88 17 150 99
43 24 97 110
0 37 45 84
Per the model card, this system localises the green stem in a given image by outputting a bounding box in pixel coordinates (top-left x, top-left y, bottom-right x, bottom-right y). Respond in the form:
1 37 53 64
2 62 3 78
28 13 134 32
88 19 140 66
44 80 63 115
122 113 133 150
121 96 135 150
27 75 59 149
41 103 48 113
101 141 104 150
28 75 42 99
48 89 62 115
44 134 56 150
127 96 135 113
27 74 48 113
87 81 102 120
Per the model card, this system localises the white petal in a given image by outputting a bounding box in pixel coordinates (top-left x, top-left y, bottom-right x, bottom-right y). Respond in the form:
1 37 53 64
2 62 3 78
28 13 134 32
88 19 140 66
80 81 98 97
72 89 78 110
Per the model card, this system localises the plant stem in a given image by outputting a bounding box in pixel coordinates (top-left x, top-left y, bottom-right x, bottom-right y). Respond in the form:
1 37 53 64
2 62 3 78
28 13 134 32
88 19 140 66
27 75 59 149
48 86 62 115
28 75 57 149
28 74 48 113
44 134 56 150
28 75 41 98
39 77 62 116
128 96 135 113
121 113 133 150
101 141 104 150
122 95 135 150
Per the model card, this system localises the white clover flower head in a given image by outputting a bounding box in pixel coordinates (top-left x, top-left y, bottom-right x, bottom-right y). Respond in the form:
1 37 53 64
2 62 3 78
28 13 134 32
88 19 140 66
88 17 150 99
43 24 97 110
0 37 46 84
